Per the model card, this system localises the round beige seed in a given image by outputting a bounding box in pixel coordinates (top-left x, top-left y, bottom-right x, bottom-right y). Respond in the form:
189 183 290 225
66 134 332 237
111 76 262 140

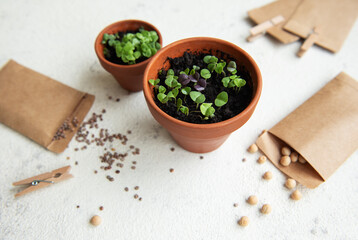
238 216 250 227
248 143 258 153
285 178 297 189
257 155 267 164
247 195 258 205
290 190 302 200
90 215 102 226
298 155 307 164
281 146 291 156
263 171 273 180
260 204 272 214
290 152 298 163
280 156 291 166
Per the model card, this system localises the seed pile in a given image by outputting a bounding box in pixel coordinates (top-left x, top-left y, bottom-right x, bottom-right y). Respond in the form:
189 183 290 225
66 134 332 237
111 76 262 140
53 117 79 141
279 146 307 167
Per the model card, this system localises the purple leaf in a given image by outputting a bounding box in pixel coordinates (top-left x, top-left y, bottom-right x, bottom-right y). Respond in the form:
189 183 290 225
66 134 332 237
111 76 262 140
194 78 207 91
188 75 197 83
178 74 190 85
194 72 200 80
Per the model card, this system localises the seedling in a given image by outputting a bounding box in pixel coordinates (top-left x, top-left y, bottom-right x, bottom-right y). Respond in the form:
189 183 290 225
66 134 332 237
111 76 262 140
203 55 226 74
102 27 161 64
176 98 189 116
200 103 215 120
149 78 160 86
227 61 237 74
200 69 211 80
222 75 246 92
190 91 205 108
214 91 228 107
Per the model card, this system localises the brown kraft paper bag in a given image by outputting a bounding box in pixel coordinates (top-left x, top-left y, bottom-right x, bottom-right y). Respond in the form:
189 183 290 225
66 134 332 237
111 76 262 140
256 72 358 188
0 60 95 153
248 0 303 44
283 0 358 53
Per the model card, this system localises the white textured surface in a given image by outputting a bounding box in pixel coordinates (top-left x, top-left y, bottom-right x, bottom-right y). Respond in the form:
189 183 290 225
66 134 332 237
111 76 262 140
0 0 358 239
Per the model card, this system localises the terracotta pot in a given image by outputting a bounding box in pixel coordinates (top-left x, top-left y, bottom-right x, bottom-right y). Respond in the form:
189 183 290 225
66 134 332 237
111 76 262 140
143 37 262 153
95 19 163 92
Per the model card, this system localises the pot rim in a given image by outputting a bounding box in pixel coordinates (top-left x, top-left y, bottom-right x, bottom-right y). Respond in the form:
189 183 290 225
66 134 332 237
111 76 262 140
94 19 163 69
143 37 262 130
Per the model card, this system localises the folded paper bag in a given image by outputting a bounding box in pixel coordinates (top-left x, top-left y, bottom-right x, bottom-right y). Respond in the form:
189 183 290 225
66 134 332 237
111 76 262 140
256 72 358 188
0 60 95 153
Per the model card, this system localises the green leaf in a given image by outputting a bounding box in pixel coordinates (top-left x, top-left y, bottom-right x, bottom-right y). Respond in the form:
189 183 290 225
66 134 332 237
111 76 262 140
207 63 216 72
190 91 205 103
181 87 191 95
115 43 123 58
209 56 218 63
215 91 228 107
157 93 168 103
167 69 174 76
193 65 200 71
159 85 166 93
190 69 195 75
203 55 212 64
214 62 225 74
200 103 215 118
222 77 230 87
103 47 110 58
171 88 179 98
133 51 141 59
184 68 190 75
180 106 189 116
149 78 160 86
165 75 174 87
227 61 237 72
200 69 211 79
177 98 183 109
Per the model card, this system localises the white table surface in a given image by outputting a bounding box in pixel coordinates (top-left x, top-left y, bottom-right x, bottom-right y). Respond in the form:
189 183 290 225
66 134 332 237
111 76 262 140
1 0 357 239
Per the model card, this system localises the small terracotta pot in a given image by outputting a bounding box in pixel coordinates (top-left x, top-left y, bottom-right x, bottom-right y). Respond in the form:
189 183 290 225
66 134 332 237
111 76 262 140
95 19 163 92
143 37 262 153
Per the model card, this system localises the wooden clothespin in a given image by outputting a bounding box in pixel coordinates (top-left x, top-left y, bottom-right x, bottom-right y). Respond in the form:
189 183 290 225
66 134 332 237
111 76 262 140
13 165 73 198
247 15 285 42
297 27 321 57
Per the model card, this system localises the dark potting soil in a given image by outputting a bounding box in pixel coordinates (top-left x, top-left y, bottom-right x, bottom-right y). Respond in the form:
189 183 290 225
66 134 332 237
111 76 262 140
154 51 253 124
103 29 149 65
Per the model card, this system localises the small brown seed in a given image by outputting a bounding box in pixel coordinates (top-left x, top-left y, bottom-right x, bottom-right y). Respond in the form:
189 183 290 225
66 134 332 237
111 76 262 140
90 215 102 226
290 152 298 163
134 186 139 190
248 144 258 153
298 155 307 164
238 216 249 227
169 168 174 173
233 203 238 207
257 155 267 164
247 195 258 205
263 171 273 180
280 156 291 166
291 190 302 200
260 204 272 214
285 178 297 189
281 146 291 156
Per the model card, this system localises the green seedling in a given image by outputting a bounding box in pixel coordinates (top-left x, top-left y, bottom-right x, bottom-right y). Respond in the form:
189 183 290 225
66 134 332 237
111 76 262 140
167 88 179 103
149 78 160 86
157 93 168 104
200 69 211 80
190 91 205 108
101 27 161 64
222 75 246 92
227 61 237 74
203 55 226 74
200 103 215 120
176 98 189 116
214 91 228 107
165 75 181 88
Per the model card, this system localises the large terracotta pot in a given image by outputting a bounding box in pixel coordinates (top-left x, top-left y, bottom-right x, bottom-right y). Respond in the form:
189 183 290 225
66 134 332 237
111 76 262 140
143 37 262 153
95 19 163 92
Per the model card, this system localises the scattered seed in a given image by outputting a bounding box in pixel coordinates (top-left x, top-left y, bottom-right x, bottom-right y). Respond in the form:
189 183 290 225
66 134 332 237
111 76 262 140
134 194 138 199
248 144 258 153
106 175 114 182
116 98 120 102
298 155 307 164
102 109 106 114
260 204 272 214
247 195 258 205
132 161 137 165
233 203 238 207
131 166 136 170
115 170 120 174
257 156 266 164
94 170 98 174
281 147 291 156
75 161 78 165
238 216 249 227
200 156 204 160
111 148 115 151
291 190 302 200
134 186 139 190
285 178 297 189
74 148 79 151
90 215 102 226
76 205 80 208
280 156 291 166
108 96 112 100
124 187 129 192
127 130 132 134
66 157 70 160
139 197 142 201
170 147 175 152
242 158 246 162
99 206 104 211
263 171 273 180
169 168 174 173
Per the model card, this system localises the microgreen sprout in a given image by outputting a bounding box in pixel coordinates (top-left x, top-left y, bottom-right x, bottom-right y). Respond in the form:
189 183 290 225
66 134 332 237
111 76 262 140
227 61 237 74
200 69 211 80
200 103 215 120
102 27 161 65
203 55 226 74
149 78 160 86
176 98 189 116
214 91 228 107
190 91 205 108
222 75 246 92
